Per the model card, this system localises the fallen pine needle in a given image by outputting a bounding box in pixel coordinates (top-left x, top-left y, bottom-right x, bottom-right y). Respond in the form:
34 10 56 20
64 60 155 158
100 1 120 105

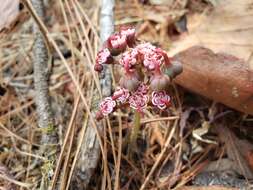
141 116 179 124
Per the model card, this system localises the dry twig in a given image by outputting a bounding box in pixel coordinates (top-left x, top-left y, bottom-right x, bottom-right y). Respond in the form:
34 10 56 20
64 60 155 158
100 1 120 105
29 0 58 189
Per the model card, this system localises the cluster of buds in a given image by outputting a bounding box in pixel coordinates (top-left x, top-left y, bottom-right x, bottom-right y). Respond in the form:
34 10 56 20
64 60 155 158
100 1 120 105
95 27 182 120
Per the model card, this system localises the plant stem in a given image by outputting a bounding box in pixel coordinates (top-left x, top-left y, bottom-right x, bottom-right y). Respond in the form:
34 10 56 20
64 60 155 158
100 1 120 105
128 110 141 155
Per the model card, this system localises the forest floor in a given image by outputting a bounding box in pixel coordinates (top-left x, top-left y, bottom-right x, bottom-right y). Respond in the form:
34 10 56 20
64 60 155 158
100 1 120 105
0 0 253 189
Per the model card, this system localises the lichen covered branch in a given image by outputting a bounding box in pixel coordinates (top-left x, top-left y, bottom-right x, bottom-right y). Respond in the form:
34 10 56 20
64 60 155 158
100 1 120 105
31 0 57 189
32 0 57 144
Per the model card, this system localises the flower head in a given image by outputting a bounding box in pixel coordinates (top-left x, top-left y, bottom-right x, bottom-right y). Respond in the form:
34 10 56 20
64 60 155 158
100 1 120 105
129 92 149 111
119 48 139 70
99 97 116 116
136 43 156 55
96 48 113 65
143 52 163 70
155 48 171 66
136 43 165 71
151 91 171 110
107 33 127 55
113 87 130 103
120 26 136 47
136 83 149 94
95 48 113 72
94 27 182 120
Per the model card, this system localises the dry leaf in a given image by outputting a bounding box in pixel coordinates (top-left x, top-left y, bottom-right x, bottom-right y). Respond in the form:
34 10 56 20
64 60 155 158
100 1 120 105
174 46 253 115
0 0 28 36
192 121 217 144
203 159 236 172
217 125 253 179
169 0 253 70
150 124 165 147
0 0 20 32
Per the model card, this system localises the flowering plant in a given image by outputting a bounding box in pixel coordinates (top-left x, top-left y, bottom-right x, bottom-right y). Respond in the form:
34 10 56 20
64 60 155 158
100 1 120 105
95 27 182 120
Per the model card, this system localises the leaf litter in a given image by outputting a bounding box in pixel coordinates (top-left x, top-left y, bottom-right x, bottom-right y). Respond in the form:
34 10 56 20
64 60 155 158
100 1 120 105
0 0 253 189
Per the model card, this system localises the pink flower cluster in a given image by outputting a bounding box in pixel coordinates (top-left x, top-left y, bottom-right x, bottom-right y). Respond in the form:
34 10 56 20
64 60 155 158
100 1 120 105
96 85 171 119
94 27 179 120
